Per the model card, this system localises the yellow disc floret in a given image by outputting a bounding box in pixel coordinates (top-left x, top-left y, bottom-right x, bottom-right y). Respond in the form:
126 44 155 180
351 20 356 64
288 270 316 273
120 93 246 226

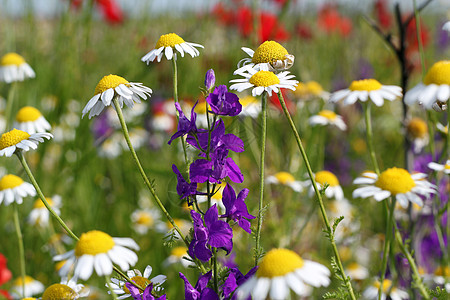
407 118 428 138
123 276 151 294
373 279 395 294
315 171 339 187
375 167 416 195
74 230 115 257
172 246 188 257
33 197 53 209
249 71 280 87
16 106 42 122
0 129 31 150
349 79 382 91
94 74 130 95
156 33 185 48
257 248 304 278
274 172 295 185
252 41 289 64
239 96 259 107
1 53 26 66
13 275 35 286
42 283 77 300
423 60 450 85
135 212 154 226
0 174 24 190
318 110 337 120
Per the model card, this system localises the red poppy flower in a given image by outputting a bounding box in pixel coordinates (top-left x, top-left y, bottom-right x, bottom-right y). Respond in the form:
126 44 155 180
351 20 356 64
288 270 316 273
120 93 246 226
96 0 124 24
212 3 235 26
0 254 11 286
269 89 295 114
374 0 392 29
295 23 313 40
0 290 11 300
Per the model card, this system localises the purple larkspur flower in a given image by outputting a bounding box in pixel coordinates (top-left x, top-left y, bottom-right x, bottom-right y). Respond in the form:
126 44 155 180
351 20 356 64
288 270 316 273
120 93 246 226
189 205 233 262
168 101 198 145
205 69 216 91
91 112 113 141
206 85 242 117
222 267 258 300
179 271 219 300
125 282 166 300
414 153 433 173
172 164 198 201
221 183 255 233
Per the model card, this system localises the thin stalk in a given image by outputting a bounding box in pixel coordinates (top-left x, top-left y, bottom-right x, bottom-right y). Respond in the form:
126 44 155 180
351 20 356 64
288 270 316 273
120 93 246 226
254 92 267 266
213 247 218 293
277 91 357 300
13 203 26 297
112 98 207 274
16 152 79 241
393 222 430 299
447 109 450 272
105 275 118 300
364 103 380 174
5 82 17 130
412 0 426 77
426 111 435 158
378 199 396 300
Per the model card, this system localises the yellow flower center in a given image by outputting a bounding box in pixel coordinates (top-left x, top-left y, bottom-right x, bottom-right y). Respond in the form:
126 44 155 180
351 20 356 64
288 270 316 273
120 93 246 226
423 61 450 85
74 230 115 256
54 260 67 272
339 246 352 262
22 298 37 300
33 197 53 209
249 71 280 87
347 262 361 271
167 218 186 229
445 162 450 170
315 171 339 187
318 110 337 120
13 275 35 285
375 167 416 195
94 74 130 95
349 79 382 91
0 174 25 191
1 53 26 66
156 33 185 48
305 81 324 95
42 283 77 300
16 106 42 122
434 266 450 276
194 101 208 114
123 276 151 294
0 129 31 150
274 172 295 185
136 212 154 226
251 41 289 64
212 182 226 200
257 248 304 278
407 118 428 138
373 279 395 294
171 246 188 258
239 96 259 107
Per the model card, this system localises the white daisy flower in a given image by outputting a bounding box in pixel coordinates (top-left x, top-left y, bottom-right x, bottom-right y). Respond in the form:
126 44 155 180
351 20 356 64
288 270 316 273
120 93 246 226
428 159 450 175
236 248 330 300
234 41 294 74
130 208 163 235
309 110 347 130
352 168 437 208
239 95 261 118
141 33 204 63
0 174 36 206
54 230 140 281
345 262 369 281
14 106 51 134
9 276 44 298
405 117 429 153
0 53 35 83
437 122 448 135
293 81 330 102
362 279 409 300
443 21 450 33
330 79 402 107
109 265 166 299
42 279 90 299
230 69 298 97
0 128 53 157
82 74 152 119
163 246 195 268
405 60 450 110
266 171 303 192
306 170 344 201
28 195 62 227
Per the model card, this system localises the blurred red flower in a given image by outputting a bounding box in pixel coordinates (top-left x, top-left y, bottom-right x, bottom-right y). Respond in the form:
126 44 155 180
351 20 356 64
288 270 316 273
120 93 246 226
269 89 295 114
317 4 352 37
295 23 313 40
212 3 235 26
0 253 11 288
0 290 11 300
69 0 124 24
374 0 392 29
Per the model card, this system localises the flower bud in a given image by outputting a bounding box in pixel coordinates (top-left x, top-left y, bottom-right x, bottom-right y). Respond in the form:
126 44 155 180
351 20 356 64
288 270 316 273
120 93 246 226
204 69 215 91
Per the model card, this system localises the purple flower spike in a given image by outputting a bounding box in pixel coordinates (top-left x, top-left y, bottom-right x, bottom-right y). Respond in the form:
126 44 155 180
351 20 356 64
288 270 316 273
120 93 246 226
179 271 219 300
168 101 198 145
221 183 256 233
222 267 258 300
125 282 166 300
206 85 242 117
205 69 216 91
172 164 198 200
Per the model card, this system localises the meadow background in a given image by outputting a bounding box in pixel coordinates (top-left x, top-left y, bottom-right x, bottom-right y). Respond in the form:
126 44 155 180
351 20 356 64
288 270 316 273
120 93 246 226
0 0 450 299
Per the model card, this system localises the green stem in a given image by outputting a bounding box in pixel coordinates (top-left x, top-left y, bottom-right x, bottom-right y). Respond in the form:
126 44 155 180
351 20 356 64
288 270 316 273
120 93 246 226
105 275 118 300
364 102 380 174
393 222 430 299
112 98 207 274
12 203 26 297
378 199 396 300
213 247 218 293
254 92 267 266
277 91 357 300
426 111 435 158
5 82 17 130
16 152 79 241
